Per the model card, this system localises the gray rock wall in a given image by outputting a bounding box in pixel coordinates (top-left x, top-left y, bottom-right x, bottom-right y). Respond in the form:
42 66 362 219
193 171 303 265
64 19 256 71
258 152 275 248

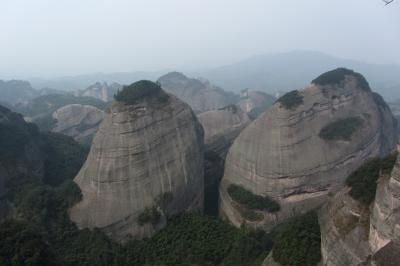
220 74 397 230
52 104 104 146
69 94 204 241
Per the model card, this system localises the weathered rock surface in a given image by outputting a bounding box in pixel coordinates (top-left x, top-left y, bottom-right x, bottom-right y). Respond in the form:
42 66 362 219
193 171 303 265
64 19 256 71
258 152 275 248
0 105 44 219
198 105 250 158
320 154 400 266
369 155 400 253
319 188 371 266
69 81 204 241
76 82 121 102
157 72 239 113
52 104 104 146
237 89 276 119
220 69 397 230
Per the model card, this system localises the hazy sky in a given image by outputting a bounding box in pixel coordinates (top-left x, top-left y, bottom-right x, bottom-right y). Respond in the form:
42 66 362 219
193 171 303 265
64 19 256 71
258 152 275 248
1 0 399 78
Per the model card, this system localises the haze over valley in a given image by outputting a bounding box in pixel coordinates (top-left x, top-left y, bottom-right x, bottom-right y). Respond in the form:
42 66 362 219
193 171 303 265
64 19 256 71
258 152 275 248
1 1 400 266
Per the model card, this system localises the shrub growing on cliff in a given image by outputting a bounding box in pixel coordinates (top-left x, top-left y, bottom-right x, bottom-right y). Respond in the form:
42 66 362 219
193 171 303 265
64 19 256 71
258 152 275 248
319 116 363 141
137 207 161 226
312 68 370 91
346 152 398 205
277 90 304 110
272 211 321 266
228 184 280 213
114 80 169 105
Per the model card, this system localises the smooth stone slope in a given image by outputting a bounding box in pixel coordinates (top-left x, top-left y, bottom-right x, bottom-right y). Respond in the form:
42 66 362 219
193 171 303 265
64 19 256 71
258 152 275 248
198 105 250 158
157 72 239 113
69 81 204 241
220 69 397 230
52 104 104 146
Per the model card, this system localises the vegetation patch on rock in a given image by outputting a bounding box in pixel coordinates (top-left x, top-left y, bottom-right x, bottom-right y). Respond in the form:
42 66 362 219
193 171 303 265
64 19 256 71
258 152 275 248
228 184 280 213
114 80 169 105
137 207 162 226
312 68 370 91
346 152 398 205
272 211 321 266
319 116 363 141
277 90 304 110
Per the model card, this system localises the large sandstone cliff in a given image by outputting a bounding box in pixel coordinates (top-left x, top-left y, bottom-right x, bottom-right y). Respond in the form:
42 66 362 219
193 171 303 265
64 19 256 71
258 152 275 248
76 82 121 102
69 81 204 241
320 154 400 266
198 105 250 158
52 104 104 146
369 159 400 252
220 68 397 230
157 72 239 113
237 89 276 119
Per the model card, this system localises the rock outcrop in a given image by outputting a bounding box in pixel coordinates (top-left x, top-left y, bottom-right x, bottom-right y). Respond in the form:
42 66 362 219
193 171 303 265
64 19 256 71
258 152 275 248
237 89 276 119
69 81 204 241
319 187 371 266
198 105 250 216
0 105 44 218
52 104 104 146
198 105 250 158
319 153 400 266
157 72 239 113
76 82 121 102
220 68 397 230
369 155 400 253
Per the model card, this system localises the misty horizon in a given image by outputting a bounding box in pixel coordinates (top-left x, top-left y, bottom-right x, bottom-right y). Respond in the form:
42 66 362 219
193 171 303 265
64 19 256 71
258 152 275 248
1 0 399 79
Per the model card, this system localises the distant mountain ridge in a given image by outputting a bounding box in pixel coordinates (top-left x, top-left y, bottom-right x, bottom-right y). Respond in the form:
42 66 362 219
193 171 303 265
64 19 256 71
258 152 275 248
200 51 400 100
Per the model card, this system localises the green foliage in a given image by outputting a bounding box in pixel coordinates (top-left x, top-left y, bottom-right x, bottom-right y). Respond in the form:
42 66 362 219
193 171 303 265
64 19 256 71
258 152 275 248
319 116 363 141
125 213 272 265
137 207 162 226
228 184 280 213
40 132 88 186
0 122 30 161
114 80 169 105
0 219 56 266
312 68 370 91
346 152 398 205
277 90 303 110
272 211 321 266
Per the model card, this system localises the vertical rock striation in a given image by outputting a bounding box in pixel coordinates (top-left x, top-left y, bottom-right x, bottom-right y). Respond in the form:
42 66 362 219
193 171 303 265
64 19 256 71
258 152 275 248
69 81 204 241
198 105 250 158
369 154 400 253
220 68 397 230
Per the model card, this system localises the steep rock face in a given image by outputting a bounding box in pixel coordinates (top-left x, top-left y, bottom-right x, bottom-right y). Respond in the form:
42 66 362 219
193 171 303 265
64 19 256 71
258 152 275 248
237 89 276 119
369 155 400 252
69 81 204 241
157 72 239 113
320 154 400 266
198 105 250 216
52 104 104 146
198 105 250 158
319 188 371 266
220 69 397 229
0 105 44 218
76 82 121 102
